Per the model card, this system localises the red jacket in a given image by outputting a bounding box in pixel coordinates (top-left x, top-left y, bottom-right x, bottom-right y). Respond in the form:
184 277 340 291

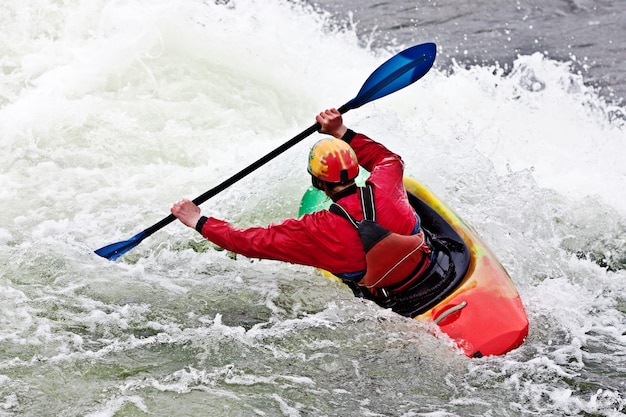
199 132 418 276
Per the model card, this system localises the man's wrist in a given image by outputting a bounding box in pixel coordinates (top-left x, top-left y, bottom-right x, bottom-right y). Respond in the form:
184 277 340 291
195 216 208 233
341 128 357 143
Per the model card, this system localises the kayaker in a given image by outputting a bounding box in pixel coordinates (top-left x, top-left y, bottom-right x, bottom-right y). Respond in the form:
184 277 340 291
171 108 435 306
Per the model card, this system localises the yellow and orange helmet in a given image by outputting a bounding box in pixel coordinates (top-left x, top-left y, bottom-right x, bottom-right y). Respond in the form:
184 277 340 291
307 138 359 184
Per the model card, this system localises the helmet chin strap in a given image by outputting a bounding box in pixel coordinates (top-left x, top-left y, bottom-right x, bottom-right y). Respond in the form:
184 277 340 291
311 176 325 191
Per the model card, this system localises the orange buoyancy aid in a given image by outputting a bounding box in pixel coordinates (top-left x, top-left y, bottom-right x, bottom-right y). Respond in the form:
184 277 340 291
330 184 433 297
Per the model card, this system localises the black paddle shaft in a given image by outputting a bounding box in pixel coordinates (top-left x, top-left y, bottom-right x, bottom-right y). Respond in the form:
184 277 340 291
145 103 357 237
143 120 329 237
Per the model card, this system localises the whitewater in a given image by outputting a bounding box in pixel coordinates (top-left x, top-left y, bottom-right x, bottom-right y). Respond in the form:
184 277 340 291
0 0 624 416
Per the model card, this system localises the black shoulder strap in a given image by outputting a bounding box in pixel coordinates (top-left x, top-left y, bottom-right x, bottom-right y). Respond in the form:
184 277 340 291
360 184 376 222
329 202 358 228
329 184 376 228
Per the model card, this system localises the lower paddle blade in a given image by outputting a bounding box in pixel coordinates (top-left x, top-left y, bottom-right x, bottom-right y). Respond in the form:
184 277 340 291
94 231 147 261
343 43 436 111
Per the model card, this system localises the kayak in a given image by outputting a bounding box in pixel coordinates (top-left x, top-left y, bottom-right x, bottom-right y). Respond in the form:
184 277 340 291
298 176 529 358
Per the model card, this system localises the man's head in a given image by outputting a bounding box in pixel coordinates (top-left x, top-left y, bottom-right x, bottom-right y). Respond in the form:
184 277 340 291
307 138 359 194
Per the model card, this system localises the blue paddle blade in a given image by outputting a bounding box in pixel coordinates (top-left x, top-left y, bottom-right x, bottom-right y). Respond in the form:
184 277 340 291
343 42 436 111
94 231 148 261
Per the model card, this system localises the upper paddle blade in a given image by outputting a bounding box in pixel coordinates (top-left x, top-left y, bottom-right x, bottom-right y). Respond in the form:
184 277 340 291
94 231 147 261
342 42 436 111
